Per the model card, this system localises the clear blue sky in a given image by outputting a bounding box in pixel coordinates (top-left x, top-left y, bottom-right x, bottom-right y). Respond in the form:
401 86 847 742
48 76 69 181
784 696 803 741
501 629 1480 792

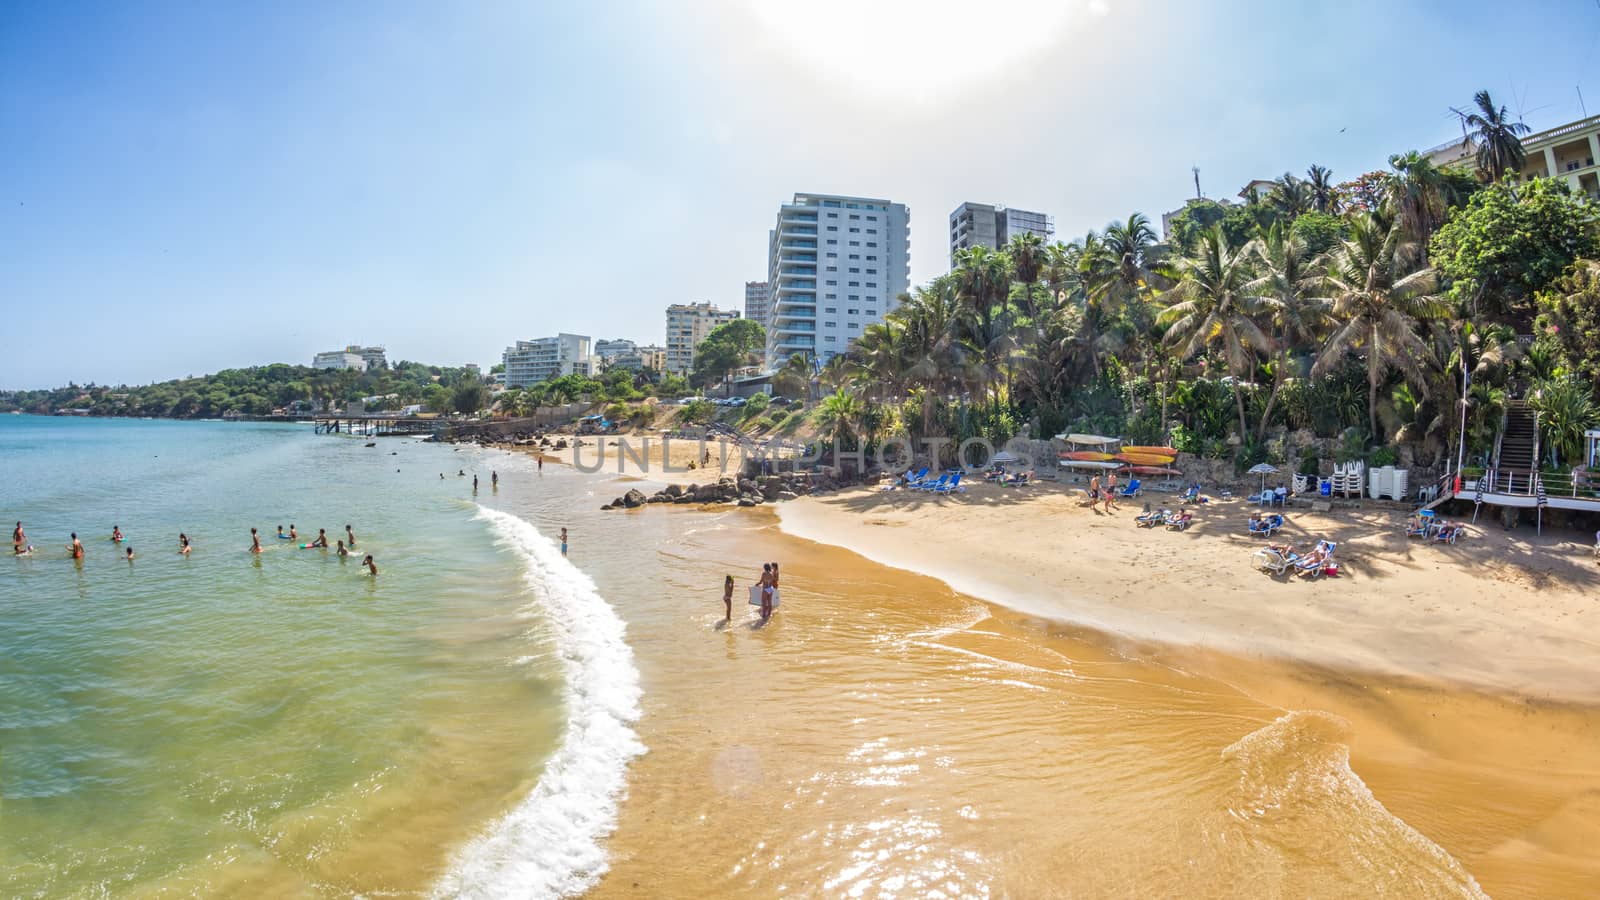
4 0 1597 388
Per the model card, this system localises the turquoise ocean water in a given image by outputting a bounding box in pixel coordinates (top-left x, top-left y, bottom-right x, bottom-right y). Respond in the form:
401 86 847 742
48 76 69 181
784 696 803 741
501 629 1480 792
0 416 640 896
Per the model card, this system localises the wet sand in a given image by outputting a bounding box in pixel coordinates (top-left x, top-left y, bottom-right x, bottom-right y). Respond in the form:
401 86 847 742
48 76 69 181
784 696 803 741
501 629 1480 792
583 510 1600 899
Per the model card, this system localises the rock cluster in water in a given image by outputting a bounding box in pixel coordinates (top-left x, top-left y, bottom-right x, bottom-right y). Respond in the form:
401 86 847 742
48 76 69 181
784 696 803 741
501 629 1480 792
601 472 838 511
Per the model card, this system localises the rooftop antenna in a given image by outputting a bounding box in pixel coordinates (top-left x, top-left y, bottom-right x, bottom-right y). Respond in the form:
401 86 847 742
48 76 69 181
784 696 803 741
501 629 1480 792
1579 85 1588 118
1192 166 1203 200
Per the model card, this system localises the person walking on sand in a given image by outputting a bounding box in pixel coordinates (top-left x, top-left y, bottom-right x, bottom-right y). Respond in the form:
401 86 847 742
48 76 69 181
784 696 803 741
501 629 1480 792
68 533 84 559
1104 471 1119 512
250 528 263 554
362 554 378 576
722 575 734 621
345 524 357 549
179 533 192 555
1088 475 1102 503
560 528 568 557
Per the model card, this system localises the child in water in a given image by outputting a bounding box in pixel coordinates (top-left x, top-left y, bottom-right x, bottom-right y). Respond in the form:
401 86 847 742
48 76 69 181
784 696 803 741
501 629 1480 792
722 575 734 620
362 554 378 576
336 539 349 557
125 547 134 562
111 525 123 543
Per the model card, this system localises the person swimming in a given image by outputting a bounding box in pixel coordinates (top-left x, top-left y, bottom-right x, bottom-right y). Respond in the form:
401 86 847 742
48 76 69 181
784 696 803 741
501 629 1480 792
308 528 328 549
111 525 123 543
179 533 192 555
125 546 135 562
276 525 287 540
345 524 356 548
362 554 378 576
458 469 466 477
336 539 349 557
250 528 262 554
68 533 84 559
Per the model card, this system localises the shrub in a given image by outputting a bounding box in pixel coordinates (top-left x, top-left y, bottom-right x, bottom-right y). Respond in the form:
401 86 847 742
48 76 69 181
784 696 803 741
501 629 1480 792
764 411 789 430
1369 445 1398 467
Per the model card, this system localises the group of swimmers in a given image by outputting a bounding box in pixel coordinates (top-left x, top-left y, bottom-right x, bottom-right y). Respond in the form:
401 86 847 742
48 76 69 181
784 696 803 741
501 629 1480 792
722 562 780 621
13 519 375 575
248 524 377 573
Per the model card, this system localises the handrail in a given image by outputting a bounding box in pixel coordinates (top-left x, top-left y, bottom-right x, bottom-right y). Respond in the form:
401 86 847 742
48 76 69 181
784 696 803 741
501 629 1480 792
1490 404 1509 469
1531 410 1542 471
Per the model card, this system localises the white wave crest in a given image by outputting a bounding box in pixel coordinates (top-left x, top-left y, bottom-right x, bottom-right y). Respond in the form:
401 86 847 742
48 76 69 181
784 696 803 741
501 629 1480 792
434 506 645 899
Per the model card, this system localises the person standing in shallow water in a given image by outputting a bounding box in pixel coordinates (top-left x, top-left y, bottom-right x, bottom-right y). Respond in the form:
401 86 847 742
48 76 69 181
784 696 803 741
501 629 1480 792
179 533 191 555
473 474 479 492
362 554 378 576
13 521 25 552
560 528 568 557
249 528 262 554
757 563 774 620
345 524 356 549
722 575 734 621
68 533 84 559
491 470 498 488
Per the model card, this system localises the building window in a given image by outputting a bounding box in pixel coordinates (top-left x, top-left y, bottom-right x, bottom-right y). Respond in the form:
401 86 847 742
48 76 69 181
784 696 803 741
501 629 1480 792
824 307 837 313
827 212 838 218
866 309 877 316
867 215 877 221
866 255 877 261
849 240 860 246
848 281 860 287
866 268 876 275
827 252 837 258
866 282 877 288
825 293 837 299
849 253 860 260
848 267 860 273
846 308 858 314
849 294 860 300
826 279 837 285
827 226 838 232
866 242 877 248
827 239 837 245
848 323 859 330
826 266 837 272
848 227 860 233
824 336 837 343
867 228 878 234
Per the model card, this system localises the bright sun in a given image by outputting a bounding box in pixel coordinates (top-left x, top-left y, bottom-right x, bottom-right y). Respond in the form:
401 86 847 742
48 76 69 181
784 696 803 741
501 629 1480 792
745 0 1101 101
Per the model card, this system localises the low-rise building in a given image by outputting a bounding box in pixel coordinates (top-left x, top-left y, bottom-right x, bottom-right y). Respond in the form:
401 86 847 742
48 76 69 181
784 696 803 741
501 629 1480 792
502 333 593 388
948 202 1053 267
1425 113 1600 201
312 349 367 371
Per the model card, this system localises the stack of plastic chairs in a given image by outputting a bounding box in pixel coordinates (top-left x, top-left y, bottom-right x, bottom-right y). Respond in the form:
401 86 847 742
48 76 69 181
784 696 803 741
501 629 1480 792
1331 461 1366 498
1292 473 1310 495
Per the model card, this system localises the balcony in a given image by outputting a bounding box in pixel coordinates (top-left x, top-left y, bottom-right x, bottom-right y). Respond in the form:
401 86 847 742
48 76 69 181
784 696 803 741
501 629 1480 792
776 336 816 349
779 278 816 289
779 267 816 276
781 227 817 236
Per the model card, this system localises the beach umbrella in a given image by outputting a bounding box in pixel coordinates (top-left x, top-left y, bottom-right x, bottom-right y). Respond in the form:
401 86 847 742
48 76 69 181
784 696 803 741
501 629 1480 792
1246 462 1279 492
992 451 1019 465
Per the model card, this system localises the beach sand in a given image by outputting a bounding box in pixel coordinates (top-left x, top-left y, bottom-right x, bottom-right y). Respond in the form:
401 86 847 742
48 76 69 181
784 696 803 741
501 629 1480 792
777 479 1600 703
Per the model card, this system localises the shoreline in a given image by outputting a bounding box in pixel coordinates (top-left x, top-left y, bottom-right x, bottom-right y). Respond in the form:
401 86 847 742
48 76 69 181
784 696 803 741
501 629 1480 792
774 482 1600 706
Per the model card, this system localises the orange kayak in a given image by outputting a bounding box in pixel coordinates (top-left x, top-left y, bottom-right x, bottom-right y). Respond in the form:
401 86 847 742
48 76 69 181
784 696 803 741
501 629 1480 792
1060 451 1115 462
1120 445 1178 456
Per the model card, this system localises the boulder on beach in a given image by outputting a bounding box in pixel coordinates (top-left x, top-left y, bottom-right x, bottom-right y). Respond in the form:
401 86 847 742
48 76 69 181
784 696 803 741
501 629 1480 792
622 489 647 508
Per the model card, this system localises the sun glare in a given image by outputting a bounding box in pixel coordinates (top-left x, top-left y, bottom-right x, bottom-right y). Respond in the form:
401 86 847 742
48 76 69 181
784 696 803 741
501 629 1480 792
745 0 1099 101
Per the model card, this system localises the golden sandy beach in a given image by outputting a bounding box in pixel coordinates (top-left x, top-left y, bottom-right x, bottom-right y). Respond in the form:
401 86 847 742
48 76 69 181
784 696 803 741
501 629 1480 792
501 447 1600 897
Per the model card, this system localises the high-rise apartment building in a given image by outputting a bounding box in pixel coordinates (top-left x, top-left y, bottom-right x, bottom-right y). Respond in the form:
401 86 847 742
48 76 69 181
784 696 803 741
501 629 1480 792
744 281 771 327
665 302 739 374
765 193 910 368
948 203 1054 266
501 333 592 388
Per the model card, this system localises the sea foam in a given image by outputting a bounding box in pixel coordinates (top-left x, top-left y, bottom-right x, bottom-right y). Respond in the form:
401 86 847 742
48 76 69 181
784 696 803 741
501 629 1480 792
433 506 645 899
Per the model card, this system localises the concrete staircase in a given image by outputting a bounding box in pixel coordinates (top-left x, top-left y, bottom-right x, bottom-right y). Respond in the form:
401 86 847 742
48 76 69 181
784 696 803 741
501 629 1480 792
1496 400 1538 472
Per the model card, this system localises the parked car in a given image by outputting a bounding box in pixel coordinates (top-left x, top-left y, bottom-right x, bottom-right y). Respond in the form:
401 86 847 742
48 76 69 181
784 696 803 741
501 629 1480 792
726 397 747 407
677 397 699 405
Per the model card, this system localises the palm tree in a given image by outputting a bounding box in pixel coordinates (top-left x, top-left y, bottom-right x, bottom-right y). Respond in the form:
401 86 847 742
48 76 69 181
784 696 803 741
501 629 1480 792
1452 90 1530 182
1244 222 1332 437
1269 172 1311 219
1384 151 1465 253
1306 164 1336 214
1312 215 1449 440
816 387 863 450
1157 225 1275 439
952 245 1015 405
771 353 812 401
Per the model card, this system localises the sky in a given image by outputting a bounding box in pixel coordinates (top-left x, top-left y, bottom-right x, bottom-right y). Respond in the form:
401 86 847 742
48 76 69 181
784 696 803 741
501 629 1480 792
3 0 1598 389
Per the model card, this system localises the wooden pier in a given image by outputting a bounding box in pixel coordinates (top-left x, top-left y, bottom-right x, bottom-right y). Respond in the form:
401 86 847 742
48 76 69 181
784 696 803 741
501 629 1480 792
312 414 457 437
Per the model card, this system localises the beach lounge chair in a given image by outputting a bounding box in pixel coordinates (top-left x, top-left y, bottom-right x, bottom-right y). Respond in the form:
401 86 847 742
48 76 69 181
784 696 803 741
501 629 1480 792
1295 540 1335 578
1002 471 1033 487
1404 516 1428 538
1247 514 1283 536
1433 522 1461 544
1118 478 1142 498
1165 510 1194 531
917 473 952 492
1253 544 1301 574
932 472 964 494
1181 485 1200 503
1134 505 1163 526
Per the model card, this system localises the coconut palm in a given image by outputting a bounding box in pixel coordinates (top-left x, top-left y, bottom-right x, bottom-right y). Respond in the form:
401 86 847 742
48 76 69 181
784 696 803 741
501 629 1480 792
1312 215 1450 440
771 353 812 401
1157 225 1275 439
1244 222 1332 437
816 387 863 448
1306 164 1337 214
1452 89 1531 182
1384 151 1466 253
1269 172 1311 219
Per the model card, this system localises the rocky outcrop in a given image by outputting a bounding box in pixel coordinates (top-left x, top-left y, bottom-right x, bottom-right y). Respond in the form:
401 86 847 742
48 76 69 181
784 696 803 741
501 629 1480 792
603 470 860 511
